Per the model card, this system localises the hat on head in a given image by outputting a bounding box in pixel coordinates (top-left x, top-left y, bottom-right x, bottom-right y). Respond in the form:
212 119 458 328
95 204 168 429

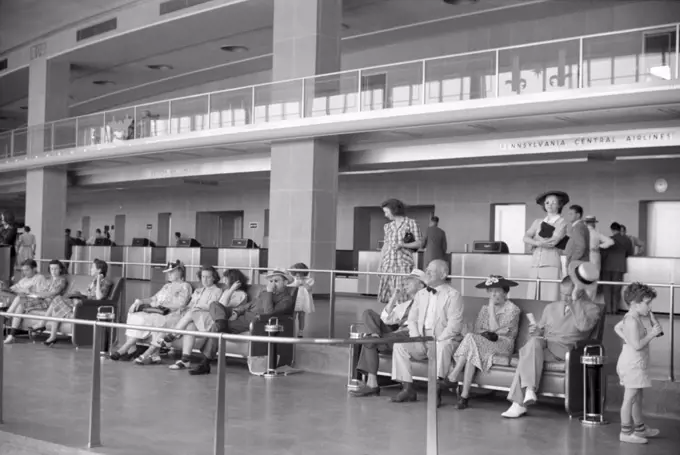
475 275 519 290
536 190 570 208
583 215 598 224
162 260 183 273
568 261 599 287
405 269 428 285
265 268 294 283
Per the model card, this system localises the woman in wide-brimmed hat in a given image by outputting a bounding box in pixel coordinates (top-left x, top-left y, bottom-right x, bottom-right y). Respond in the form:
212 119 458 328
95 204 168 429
524 190 569 301
110 260 193 362
445 275 521 409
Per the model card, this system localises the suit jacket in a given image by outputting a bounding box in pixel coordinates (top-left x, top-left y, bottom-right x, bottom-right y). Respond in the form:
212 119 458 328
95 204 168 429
601 233 633 273
407 283 464 342
565 220 590 267
539 297 601 358
423 226 448 265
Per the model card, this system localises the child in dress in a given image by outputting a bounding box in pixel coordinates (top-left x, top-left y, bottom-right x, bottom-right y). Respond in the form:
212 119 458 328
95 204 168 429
614 282 663 444
289 263 314 338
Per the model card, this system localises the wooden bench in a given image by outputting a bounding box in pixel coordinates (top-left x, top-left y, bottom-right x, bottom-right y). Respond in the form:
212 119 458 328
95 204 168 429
356 296 606 417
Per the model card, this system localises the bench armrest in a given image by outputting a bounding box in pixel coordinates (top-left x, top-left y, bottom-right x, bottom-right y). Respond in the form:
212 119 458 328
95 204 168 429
564 339 603 417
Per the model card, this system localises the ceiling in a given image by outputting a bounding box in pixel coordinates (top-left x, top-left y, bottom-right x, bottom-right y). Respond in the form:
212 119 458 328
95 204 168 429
0 0 544 130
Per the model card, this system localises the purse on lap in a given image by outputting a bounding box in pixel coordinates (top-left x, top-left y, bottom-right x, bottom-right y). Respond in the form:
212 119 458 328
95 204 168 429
480 331 499 342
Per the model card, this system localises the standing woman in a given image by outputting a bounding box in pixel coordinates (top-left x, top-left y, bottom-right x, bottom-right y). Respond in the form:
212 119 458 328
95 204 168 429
524 191 569 301
378 199 423 304
15 226 36 266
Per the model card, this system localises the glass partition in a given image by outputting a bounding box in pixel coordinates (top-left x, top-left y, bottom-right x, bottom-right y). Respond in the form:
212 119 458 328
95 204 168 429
209 87 252 128
169 95 209 134
135 101 170 139
303 71 359 117
53 118 77 150
12 128 28 157
104 107 135 143
77 113 106 147
425 51 497 103
254 79 303 123
0 132 11 159
360 61 424 111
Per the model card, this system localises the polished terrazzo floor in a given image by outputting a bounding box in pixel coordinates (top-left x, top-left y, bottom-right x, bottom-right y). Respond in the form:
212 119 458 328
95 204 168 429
1 342 679 455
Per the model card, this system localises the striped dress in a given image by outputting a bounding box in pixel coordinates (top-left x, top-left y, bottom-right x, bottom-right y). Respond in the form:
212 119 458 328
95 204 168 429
378 217 422 304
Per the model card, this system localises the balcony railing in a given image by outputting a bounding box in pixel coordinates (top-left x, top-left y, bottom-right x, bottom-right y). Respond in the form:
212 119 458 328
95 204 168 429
0 22 678 160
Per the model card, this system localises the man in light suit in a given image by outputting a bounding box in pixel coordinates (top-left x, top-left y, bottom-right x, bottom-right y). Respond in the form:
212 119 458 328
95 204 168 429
391 259 464 406
565 204 590 270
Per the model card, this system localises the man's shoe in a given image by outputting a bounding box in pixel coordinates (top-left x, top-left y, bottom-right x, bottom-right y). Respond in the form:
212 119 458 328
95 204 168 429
213 319 229 333
501 403 527 418
523 389 538 406
189 362 211 375
454 397 469 410
391 384 417 403
349 385 380 397
620 433 648 444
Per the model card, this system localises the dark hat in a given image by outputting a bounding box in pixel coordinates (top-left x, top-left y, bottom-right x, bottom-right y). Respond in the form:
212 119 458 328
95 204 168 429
583 216 598 224
162 260 183 273
536 190 570 207
475 275 519 290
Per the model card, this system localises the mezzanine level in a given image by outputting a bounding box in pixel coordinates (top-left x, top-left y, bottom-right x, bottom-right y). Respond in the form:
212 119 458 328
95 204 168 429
0 22 678 171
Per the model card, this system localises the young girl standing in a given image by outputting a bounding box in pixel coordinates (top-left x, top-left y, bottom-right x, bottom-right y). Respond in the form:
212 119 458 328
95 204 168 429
289 263 315 338
614 282 663 444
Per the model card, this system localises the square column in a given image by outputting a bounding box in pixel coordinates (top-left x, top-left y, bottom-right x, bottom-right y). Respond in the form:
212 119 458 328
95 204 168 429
269 0 342 293
25 58 70 261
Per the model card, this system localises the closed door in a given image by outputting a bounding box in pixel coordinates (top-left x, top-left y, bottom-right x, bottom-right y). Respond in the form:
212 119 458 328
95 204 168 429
157 212 171 246
493 204 526 253
114 214 125 245
647 201 680 257
81 216 91 239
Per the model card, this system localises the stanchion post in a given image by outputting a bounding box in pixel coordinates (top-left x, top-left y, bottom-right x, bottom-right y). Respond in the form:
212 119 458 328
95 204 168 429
213 335 227 455
88 324 103 448
328 270 336 338
426 339 438 455
0 314 4 424
669 285 675 382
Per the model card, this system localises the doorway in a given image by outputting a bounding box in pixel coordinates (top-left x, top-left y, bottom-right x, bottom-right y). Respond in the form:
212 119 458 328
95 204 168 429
81 216 91 239
492 203 526 253
646 201 680 257
157 212 171 246
195 211 244 247
114 214 126 245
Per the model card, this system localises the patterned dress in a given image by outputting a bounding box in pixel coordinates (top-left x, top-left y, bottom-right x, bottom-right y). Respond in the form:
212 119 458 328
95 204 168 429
125 280 193 341
49 277 113 319
0 274 47 307
616 315 652 389
22 275 68 312
378 217 422 304
183 285 225 332
453 300 521 373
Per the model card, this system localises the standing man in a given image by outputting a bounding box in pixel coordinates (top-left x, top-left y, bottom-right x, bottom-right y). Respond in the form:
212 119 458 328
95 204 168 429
601 222 634 314
583 216 614 274
620 225 645 256
564 205 589 270
64 229 75 272
422 216 448 267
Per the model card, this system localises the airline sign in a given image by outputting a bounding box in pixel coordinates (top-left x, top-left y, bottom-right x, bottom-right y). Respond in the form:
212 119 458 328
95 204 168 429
499 130 676 152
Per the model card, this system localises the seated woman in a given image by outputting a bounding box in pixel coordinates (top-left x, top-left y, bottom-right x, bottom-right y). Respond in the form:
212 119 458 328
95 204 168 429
41 259 113 346
350 269 426 397
110 260 192 361
22 260 70 339
3 259 54 344
134 267 248 366
445 275 521 409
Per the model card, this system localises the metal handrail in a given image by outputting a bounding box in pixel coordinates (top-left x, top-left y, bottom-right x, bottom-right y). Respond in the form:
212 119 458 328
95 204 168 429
32 257 677 383
1 21 678 160
0 311 438 455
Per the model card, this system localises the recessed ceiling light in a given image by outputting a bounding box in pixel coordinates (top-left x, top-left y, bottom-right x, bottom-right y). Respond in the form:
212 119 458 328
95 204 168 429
93 80 115 85
147 64 174 71
220 45 249 53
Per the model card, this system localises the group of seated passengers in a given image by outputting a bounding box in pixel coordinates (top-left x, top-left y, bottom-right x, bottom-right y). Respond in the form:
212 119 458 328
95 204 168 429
0 258 112 345
350 258 602 418
110 260 313 376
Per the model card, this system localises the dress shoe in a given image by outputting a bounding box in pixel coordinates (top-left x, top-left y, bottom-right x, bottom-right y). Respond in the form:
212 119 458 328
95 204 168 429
523 389 538 406
454 397 469 410
391 383 417 403
349 385 380 397
189 362 211 375
109 352 122 361
501 402 527 418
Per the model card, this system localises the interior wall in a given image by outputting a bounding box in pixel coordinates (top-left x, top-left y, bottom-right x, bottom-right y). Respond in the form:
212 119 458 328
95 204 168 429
66 158 680 251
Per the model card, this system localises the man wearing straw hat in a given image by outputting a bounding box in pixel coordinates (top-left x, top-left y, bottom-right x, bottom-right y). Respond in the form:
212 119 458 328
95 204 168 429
189 268 295 375
502 262 601 418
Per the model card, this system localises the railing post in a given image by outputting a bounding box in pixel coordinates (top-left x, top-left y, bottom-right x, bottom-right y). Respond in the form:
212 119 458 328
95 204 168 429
88 324 102 448
74 118 79 148
251 86 256 124
0 314 4 424
213 335 227 455
578 37 584 88
536 278 541 300
9 130 14 158
328 270 336 338
50 122 55 152
426 338 438 455
206 93 212 130
675 24 679 80
494 49 500 97
357 69 363 112
168 101 173 135
669 285 675 382
421 60 427 105
300 77 306 118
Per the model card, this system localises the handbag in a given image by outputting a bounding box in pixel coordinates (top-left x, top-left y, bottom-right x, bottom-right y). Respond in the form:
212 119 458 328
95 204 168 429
139 303 170 316
480 331 499 342
402 230 418 250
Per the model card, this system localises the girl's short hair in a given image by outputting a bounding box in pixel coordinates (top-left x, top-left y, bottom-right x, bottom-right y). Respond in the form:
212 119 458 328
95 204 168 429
48 259 67 275
197 265 220 284
624 282 657 304
381 199 406 217
223 268 250 293
289 262 309 277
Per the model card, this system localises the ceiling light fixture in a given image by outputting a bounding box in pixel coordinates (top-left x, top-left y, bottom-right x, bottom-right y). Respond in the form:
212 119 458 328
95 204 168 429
220 45 249 53
93 80 116 85
147 64 174 71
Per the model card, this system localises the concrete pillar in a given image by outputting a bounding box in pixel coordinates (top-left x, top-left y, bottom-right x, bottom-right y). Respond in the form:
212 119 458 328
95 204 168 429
268 0 341 293
25 59 70 261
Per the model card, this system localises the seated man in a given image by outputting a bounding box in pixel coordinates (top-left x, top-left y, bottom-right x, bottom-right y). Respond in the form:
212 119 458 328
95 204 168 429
188 268 295 375
351 269 427 397
391 259 464 406
502 262 601 418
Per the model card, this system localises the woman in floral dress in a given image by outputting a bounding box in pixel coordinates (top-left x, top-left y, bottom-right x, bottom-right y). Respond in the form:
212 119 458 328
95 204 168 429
41 259 113 346
377 199 423 304
447 275 521 410
110 260 193 361
3 259 56 344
